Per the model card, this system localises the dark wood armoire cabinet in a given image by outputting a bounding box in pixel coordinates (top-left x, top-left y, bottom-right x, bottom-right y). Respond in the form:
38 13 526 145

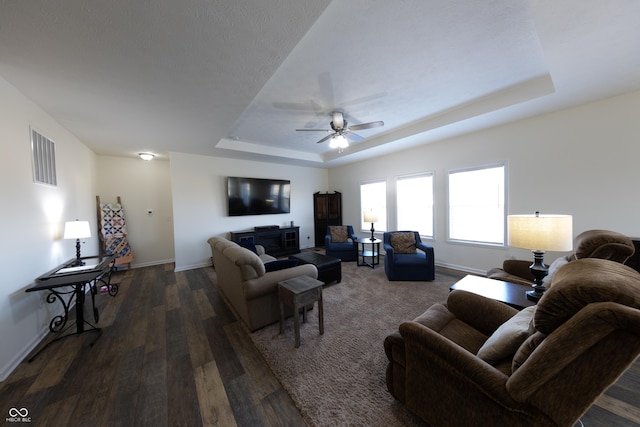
313 191 342 246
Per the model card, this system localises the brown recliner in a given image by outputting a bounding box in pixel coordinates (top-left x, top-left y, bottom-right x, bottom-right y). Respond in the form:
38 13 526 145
487 229 635 286
384 258 640 426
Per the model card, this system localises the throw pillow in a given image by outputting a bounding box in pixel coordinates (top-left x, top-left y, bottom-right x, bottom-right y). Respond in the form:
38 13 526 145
239 239 258 254
390 232 416 254
476 305 536 365
542 256 569 287
330 226 348 243
264 259 299 272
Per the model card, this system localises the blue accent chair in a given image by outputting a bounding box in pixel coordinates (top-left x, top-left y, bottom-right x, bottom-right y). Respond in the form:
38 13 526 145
383 231 435 281
325 225 358 261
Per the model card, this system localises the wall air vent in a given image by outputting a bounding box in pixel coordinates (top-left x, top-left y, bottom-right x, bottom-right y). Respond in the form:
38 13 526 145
31 128 57 186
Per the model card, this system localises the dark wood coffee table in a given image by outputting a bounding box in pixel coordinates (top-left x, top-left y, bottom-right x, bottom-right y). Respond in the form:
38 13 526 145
449 275 535 310
289 251 341 284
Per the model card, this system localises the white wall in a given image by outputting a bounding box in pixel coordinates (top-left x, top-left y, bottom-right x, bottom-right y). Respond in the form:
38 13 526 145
96 156 175 267
0 76 98 380
329 90 640 274
169 152 329 271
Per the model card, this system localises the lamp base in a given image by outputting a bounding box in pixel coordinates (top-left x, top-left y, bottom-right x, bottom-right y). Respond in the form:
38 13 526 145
526 289 544 302
527 249 548 301
369 223 375 241
70 238 85 267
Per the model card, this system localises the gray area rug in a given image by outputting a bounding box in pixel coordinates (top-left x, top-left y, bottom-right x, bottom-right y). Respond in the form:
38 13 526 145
249 259 465 426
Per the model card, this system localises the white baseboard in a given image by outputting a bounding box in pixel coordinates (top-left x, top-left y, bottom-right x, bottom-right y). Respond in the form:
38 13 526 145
128 258 176 269
174 261 212 272
435 261 485 276
0 328 49 381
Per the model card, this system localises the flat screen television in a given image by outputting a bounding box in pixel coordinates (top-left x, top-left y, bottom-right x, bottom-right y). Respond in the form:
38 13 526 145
227 176 291 216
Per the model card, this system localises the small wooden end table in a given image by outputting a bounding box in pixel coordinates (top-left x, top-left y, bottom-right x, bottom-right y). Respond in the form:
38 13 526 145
278 275 324 348
357 238 382 268
449 275 536 310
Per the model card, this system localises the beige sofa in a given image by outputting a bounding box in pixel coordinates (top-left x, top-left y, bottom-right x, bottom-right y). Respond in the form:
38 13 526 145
207 236 318 331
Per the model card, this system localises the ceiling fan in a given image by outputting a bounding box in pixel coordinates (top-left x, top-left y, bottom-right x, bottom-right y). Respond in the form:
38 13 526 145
296 111 384 150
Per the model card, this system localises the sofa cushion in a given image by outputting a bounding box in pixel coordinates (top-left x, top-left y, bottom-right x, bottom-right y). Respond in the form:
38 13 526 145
413 303 488 354
330 226 348 243
511 331 547 373
265 259 299 272
535 258 640 334
476 305 536 365
390 232 416 254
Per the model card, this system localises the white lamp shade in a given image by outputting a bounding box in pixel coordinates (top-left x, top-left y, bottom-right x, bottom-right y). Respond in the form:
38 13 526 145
63 220 91 239
363 209 379 223
508 214 573 252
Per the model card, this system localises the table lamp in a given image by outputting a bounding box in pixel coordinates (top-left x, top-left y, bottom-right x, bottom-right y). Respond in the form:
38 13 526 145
363 209 378 241
63 220 91 266
507 212 573 301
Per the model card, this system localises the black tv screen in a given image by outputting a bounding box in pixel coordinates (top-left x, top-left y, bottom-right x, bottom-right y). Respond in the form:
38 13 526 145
227 177 291 216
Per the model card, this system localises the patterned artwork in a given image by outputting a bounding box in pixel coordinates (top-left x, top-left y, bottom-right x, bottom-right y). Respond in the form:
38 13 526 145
104 236 134 266
99 202 134 265
100 203 128 238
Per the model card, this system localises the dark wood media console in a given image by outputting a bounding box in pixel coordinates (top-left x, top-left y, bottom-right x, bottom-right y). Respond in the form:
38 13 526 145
230 226 300 257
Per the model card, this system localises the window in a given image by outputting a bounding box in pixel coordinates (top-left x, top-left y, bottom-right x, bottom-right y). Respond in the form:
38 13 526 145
360 180 387 233
448 163 506 245
397 173 434 238
31 128 57 186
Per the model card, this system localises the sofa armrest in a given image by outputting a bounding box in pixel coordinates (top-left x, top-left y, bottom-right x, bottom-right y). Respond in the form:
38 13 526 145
416 242 434 258
383 243 395 256
400 320 510 395
243 264 318 300
502 259 535 280
255 245 266 256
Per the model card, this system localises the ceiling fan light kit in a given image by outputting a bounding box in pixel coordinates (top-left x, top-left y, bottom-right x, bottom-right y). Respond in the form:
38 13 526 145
296 111 383 151
329 134 349 152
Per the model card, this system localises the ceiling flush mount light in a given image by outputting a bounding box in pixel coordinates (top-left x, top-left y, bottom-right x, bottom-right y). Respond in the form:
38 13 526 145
139 152 155 161
507 211 573 301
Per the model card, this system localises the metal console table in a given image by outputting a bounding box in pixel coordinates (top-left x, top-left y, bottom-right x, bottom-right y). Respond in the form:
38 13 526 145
26 254 118 361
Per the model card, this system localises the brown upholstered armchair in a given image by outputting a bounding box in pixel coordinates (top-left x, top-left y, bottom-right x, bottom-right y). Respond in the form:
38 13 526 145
487 229 635 286
384 258 640 426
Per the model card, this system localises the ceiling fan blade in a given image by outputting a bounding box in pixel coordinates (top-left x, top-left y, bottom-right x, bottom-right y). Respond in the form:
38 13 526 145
296 128 331 132
346 132 364 143
348 121 384 131
272 101 314 111
316 134 335 144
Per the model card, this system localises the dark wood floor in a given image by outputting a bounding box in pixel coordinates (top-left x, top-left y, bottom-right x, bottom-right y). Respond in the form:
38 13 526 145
1 264 639 426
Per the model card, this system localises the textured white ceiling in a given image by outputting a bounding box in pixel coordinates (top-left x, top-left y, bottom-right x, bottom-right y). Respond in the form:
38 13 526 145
1 0 639 167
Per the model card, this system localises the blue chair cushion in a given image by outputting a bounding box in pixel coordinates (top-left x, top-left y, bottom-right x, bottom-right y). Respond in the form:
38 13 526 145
330 241 355 250
393 253 427 266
